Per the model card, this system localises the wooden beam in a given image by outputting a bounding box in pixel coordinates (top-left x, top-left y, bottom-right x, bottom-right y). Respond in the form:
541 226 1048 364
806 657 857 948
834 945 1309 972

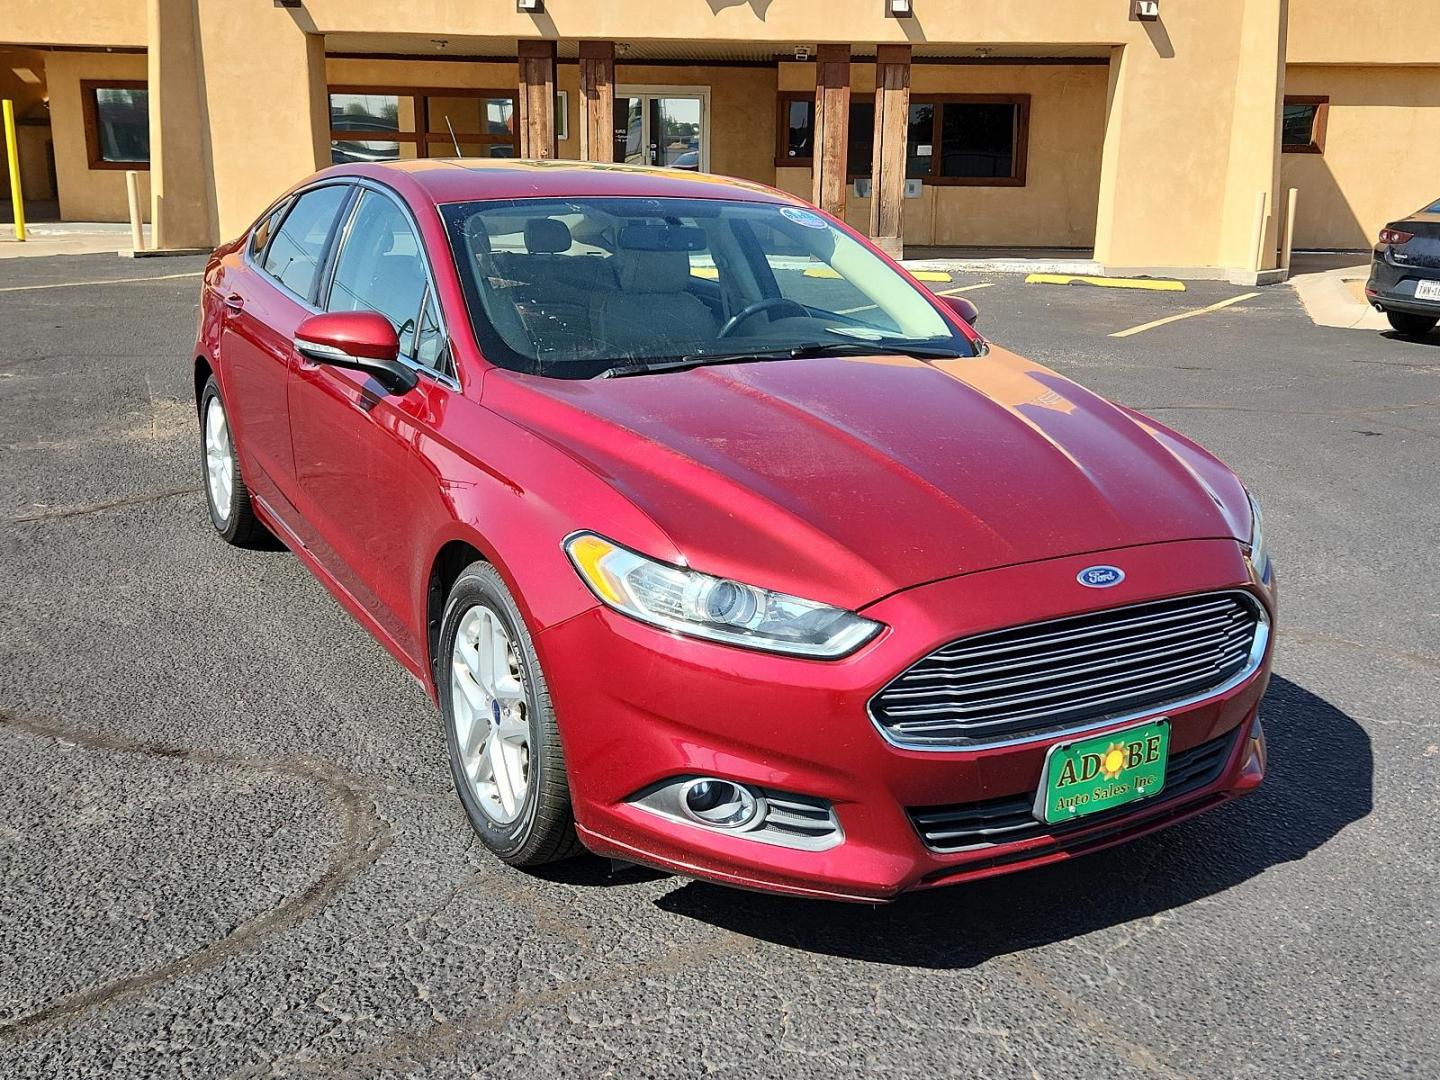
517 40 557 159
869 44 912 259
578 41 615 163
811 44 850 218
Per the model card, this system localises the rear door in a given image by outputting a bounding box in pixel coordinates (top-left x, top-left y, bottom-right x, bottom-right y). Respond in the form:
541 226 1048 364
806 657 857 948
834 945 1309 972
287 184 459 661
221 183 352 517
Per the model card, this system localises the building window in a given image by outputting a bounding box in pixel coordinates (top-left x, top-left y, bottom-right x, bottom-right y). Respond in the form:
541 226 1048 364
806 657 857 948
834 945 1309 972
1282 95 1328 154
328 87 519 164
776 92 815 164
773 93 1028 186
555 90 569 141
82 81 149 170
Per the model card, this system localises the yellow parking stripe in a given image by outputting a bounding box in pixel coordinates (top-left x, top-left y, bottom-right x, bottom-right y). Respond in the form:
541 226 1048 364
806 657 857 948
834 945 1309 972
1109 292 1261 338
1026 273 1186 292
0 271 203 294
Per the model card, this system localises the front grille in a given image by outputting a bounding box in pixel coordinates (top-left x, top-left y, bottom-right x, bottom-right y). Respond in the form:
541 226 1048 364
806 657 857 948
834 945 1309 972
910 727 1238 853
870 591 1265 748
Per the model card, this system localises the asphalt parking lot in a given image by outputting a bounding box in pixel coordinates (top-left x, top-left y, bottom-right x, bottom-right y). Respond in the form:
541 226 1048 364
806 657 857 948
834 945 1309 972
1 254 1437 1079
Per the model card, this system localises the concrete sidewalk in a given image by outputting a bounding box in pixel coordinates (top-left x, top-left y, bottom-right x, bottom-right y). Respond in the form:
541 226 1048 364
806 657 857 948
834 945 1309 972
0 220 153 260
1287 251 1387 332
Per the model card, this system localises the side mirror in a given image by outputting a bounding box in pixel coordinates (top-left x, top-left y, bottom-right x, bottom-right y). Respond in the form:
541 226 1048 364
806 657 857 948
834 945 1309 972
939 295 980 327
294 311 417 396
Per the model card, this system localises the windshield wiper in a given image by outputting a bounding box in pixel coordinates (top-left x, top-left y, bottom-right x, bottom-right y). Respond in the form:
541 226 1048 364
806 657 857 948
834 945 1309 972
595 341 968 379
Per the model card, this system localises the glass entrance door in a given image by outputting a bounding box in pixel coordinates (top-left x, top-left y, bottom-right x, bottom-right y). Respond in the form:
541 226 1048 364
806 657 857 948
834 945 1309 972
613 89 707 171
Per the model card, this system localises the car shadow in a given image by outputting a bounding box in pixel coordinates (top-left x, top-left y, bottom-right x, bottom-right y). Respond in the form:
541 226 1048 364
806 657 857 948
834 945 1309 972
647 676 1371 968
1378 330 1440 348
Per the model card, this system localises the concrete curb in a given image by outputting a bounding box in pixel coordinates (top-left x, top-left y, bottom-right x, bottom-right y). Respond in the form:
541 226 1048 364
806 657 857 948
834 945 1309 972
1288 259 1388 331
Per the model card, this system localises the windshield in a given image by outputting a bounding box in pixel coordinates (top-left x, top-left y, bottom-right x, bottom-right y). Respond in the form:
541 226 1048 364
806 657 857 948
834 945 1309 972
440 196 974 379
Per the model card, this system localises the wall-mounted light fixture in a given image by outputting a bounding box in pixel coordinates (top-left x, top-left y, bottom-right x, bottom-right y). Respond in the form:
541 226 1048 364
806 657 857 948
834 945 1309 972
885 0 914 18
1132 0 1160 20
794 45 811 61
517 0 544 12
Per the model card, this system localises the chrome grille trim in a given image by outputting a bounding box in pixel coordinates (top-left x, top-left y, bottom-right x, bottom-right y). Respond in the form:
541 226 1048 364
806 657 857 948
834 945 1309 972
869 591 1269 751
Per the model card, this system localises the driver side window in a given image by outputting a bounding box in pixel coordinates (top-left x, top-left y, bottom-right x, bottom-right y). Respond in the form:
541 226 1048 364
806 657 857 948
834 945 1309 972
327 191 430 364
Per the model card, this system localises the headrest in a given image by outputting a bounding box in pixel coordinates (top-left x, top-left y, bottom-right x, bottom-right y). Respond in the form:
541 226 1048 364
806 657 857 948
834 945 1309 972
615 248 692 293
524 218 572 254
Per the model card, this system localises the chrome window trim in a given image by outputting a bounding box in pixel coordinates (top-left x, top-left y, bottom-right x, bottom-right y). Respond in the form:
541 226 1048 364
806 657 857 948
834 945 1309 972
866 589 1271 753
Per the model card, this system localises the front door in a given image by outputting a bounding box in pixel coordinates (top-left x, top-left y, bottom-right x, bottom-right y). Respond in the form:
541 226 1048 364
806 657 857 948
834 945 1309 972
221 183 351 516
287 186 454 662
614 88 708 172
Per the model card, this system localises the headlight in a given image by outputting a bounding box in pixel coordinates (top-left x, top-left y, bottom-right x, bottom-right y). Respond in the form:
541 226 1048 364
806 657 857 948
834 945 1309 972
564 532 883 658
1246 489 1272 582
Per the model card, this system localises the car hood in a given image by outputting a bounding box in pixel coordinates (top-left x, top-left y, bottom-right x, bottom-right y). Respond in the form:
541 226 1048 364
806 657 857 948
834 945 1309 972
488 346 1251 609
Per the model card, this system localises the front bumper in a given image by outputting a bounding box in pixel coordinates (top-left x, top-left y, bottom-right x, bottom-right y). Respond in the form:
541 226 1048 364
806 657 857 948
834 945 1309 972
539 538 1275 902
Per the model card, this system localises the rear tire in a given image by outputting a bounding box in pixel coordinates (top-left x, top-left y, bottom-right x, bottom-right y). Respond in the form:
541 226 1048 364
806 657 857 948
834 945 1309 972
439 561 582 867
200 376 268 547
1385 310 1438 336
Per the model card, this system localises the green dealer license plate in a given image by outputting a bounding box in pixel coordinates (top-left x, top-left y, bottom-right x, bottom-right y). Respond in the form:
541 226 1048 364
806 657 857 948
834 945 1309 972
1036 719 1170 825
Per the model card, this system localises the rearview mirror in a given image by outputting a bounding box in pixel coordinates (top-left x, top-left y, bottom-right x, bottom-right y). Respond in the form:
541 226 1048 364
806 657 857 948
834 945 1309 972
617 223 707 252
294 311 417 396
939 295 980 327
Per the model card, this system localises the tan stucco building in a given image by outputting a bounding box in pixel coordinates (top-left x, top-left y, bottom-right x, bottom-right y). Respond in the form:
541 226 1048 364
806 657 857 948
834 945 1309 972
3 1 1438 278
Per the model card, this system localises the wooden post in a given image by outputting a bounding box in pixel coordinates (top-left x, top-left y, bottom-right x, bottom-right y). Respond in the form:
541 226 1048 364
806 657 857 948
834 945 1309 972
126 170 145 252
869 44 911 259
578 42 615 163
1281 187 1298 273
1249 189 1270 272
811 45 850 218
517 40 557 160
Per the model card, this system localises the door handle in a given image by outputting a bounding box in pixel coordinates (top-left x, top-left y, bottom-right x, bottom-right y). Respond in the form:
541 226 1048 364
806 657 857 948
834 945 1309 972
222 293 245 314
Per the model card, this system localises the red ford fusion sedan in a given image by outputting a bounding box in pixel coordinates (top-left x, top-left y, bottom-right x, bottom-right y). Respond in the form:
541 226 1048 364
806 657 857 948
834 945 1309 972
195 160 1274 902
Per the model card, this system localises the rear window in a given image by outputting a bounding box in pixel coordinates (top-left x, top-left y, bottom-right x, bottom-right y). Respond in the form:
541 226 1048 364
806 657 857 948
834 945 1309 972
261 185 349 302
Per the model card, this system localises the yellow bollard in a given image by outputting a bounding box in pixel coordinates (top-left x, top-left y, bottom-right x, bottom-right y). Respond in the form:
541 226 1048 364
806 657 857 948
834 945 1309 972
3 99 25 242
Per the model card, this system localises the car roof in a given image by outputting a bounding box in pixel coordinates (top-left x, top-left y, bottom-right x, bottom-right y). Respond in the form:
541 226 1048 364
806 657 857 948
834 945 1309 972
320 158 799 207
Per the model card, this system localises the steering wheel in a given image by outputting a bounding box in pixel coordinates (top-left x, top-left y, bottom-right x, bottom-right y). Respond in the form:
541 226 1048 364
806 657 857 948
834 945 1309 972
717 297 812 339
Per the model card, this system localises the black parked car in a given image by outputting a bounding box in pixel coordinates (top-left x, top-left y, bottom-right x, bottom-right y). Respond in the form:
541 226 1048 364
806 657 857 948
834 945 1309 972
1366 198 1440 336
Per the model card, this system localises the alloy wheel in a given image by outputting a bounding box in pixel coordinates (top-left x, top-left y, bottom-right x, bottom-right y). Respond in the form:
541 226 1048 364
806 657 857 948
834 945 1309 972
204 396 234 523
450 604 532 824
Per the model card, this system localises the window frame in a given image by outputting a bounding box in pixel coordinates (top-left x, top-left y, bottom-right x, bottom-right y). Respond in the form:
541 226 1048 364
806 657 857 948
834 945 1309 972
772 92 1030 187
81 79 150 171
328 84 520 160
256 181 357 308
1282 95 1328 155
775 90 817 168
320 179 459 386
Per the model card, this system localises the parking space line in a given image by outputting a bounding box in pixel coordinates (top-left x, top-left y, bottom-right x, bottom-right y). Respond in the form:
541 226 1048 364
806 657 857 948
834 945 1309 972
0 271 203 294
935 283 995 296
1109 291 1262 338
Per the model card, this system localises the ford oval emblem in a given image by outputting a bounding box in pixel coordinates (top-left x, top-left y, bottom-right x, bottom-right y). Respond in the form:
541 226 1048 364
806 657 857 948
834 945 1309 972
1077 565 1125 589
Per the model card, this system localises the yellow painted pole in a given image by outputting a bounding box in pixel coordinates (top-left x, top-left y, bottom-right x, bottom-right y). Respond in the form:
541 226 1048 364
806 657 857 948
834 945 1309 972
3 99 25 242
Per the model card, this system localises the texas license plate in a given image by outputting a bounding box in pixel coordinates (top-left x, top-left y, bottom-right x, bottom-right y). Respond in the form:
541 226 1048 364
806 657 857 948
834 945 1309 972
1415 280 1440 301
1035 719 1170 825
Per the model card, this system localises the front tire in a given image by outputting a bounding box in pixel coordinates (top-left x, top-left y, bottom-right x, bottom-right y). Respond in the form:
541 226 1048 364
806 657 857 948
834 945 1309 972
439 561 582 867
1386 310 1438 336
200 376 267 547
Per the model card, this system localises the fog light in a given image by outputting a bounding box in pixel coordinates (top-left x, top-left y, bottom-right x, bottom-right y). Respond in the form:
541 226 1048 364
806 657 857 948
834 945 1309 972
680 778 760 828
